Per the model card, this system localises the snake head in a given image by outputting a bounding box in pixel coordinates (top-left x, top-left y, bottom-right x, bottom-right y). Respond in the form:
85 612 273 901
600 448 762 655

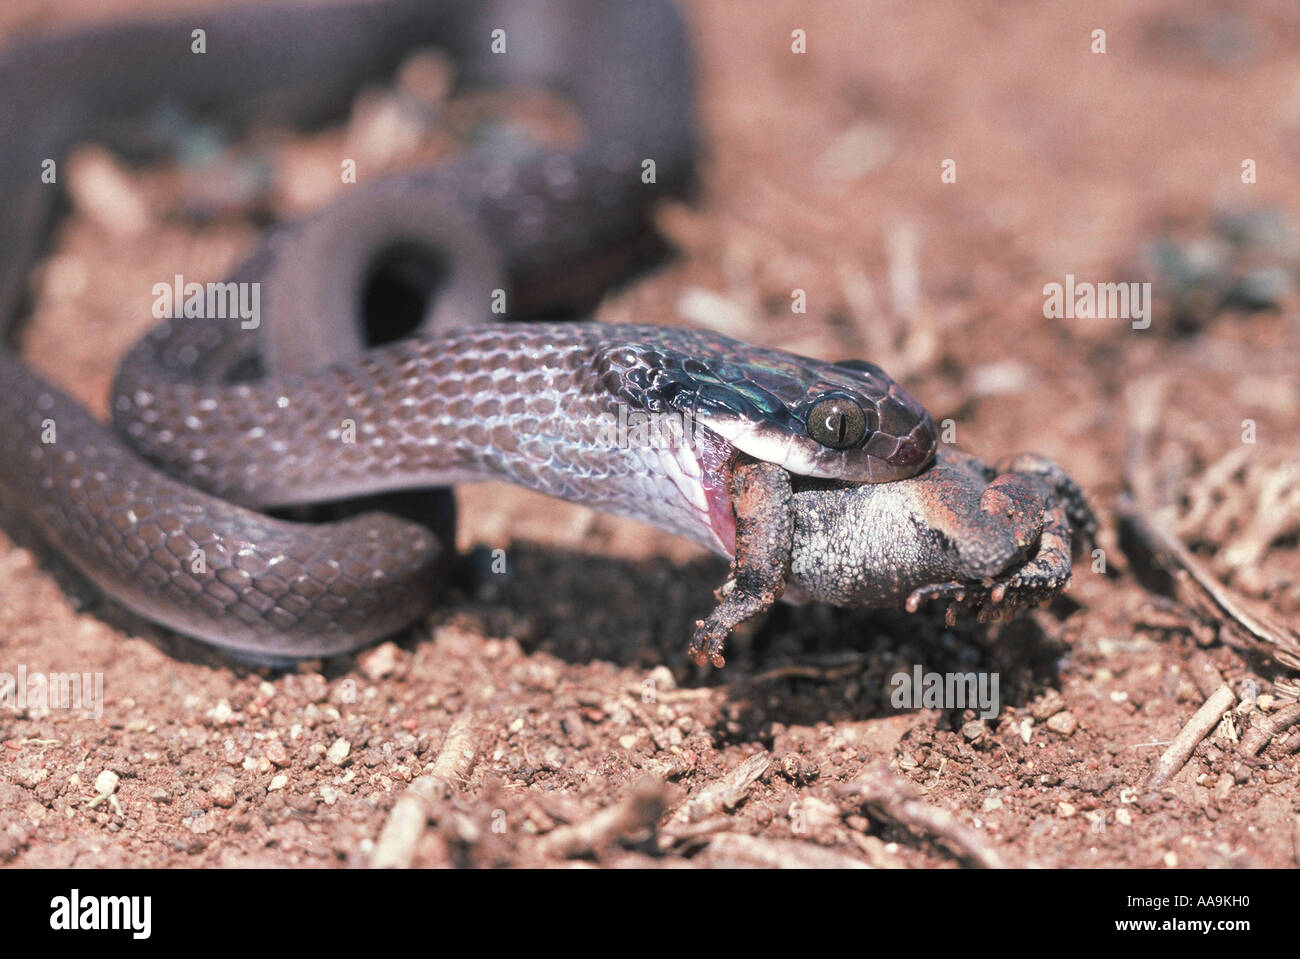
595 331 937 484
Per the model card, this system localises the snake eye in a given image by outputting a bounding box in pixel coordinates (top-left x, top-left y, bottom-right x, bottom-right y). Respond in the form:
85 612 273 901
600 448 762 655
807 395 868 449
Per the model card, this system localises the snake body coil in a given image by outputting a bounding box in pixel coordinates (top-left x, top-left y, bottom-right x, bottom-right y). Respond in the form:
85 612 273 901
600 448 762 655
0 1 937 658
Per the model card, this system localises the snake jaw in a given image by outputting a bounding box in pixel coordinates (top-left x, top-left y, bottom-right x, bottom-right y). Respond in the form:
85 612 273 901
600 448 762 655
690 409 937 484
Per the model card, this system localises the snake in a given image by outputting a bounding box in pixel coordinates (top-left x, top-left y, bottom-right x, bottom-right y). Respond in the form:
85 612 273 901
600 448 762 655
0 0 938 661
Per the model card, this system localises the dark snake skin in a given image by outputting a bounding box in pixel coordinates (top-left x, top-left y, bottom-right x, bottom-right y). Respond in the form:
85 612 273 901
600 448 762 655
0 0 940 658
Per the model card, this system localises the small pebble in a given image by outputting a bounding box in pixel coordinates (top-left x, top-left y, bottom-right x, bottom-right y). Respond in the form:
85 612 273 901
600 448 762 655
791 796 840 832
1031 691 1065 720
209 781 236 808
358 642 401 680
209 700 234 725
327 739 351 766
1047 711 1078 736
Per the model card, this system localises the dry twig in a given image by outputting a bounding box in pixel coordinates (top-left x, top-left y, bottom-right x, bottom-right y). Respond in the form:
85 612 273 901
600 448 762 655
836 765 1013 868
1119 498 1300 670
538 778 672 859
1144 684 1236 790
702 833 872 869
672 752 770 823
371 710 478 868
1120 377 1300 672
1238 703 1300 758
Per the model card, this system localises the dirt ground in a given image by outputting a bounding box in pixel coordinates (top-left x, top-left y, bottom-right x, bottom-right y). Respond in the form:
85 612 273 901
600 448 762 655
1 0 1298 869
